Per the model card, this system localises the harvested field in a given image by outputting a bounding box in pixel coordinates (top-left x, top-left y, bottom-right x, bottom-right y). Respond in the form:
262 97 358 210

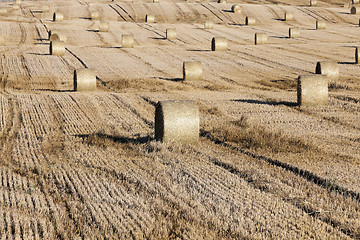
0 0 359 239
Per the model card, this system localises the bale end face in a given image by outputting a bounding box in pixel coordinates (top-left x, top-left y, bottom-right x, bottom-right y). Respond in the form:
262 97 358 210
351 6 360 14
297 75 328 106
121 35 135 48
316 20 326 30
166 28 176 40
315 61 339 81
231 5 242 13
245 16 256 25
211 37 227 51
50 41 65 56
183 61 202 81
74 68 96 92
289 28 300 38
49 32 67 42
255 33 268 45
155 100 199 144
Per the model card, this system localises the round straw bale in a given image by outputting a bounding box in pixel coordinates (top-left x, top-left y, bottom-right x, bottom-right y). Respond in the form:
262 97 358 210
15 0 21 4
255 33 267 45
99 21 109 32
121 34 134 48
297 75 328 106
316 20 326 30
211 37 227 51
204 19 214 29
74 68 96 91
183 61 202 81
166 28 176 40
50 40 65 56
289 27 300 38
53 12 64 22
90 11 100 20
12 4 20 10
0 9 8 15
315 61 339 81
155 100 199 144
284 12 293 21
153 0 159 3
217 0 226 3
353 0 359 4
0 36 5 46
351 6 360 14
49 32 67 42
42 4 50 12
245 16 256 25
145 14 155 23
310 0 317 6
231 5 242 13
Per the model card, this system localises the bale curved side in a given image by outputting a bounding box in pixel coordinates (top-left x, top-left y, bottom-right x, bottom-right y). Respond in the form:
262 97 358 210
211 37 227 51
310 0 317 6
166 28 176 40
183 61 202 81
255 33 267 45
74 68 96 91
315 61 339 81
289 28 300 38
121 35 134 48
99 21 109 32
353 0 359 4
217 0 226 3
231 5 242 13
245 16 256 25
316 20 326 29
155 100 199 144
285 12 293 21
145 14 155 23
53 12 64 22
297 75 328 106
50 40 65 56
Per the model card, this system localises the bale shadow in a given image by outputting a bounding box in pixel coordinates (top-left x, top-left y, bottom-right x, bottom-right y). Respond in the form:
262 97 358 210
187 49 211 52
149 37 165 40
232 99 297 107
222 10 233 13
86 29 99 32
273 18 285 22
79 17 92 20
338 61 357 65
28 53 49 56
158 77 183 82
75 133 152 144
32 89 74 92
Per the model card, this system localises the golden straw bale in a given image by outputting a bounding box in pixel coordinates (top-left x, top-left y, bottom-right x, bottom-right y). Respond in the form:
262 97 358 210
50 40 65 56
231 5 242 13
211 37 227 51
153 0 159 2
166 28 176 40
316 19 326 29
310 0 317 6
49 32 67 42
217 0 226 3
245 16 256 25
204 19 214 29
121 34 134 48
284 12 293 21
315 61 339 81
183 61 202 81
297 75 328 106
74 68 96 91
53 12 64 22
145 14 155 23
155 100 199 144
99 21 109 32
351 6 360 14
289 27 300 38
255 33 267 45
353 0 359 4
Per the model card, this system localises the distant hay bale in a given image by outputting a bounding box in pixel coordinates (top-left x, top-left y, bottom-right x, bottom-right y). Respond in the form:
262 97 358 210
0 9 8 15
183 61 202 81
42 4 50 12
12 4 20 10
153 0 159 3
351 6 360 14
211 37 227 51
310 0 317 6
289 27 300 38
315 61 339 81
121 34 134 48
53 12 64 22
231 5 242 13
49 32 67 42
297 75 328 106
166 28 176 40
284 12 293 21
353 0 359 4
145 14 155 23
15 0 21 4
90 11 100 20
99 21 109 32
316 20 326 29
204 19 214 29
74 68 96 91
217 0 226 3
245 16 256 25
356 47 359 64
255 33 267 45
155 100 199 144
50 40 65 56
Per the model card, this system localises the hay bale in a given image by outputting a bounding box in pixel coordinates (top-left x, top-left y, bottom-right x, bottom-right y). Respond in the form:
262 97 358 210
217 0 226 3
49 32 67 42
153 0 159 3
90 11 100 20
99 21 109 32
145 14 155 23
183 61 202 81
255 33 267 45
74 68 96 91
284 12 293 21
289 27 300 38
316 20 326 30
353 0 359 4
155 100 199 144
12 4 20 10
245 16 256 25
42 4 50 12
15 0 21 4
356 47 359 64
297 75 328 106
121 34 134 48
50 40 65 56
53 12 64 22
351 6 360 14
204 19 214 29
310 0 317 6
166 28 176 40
231 5 242 13
0 9 8 15
211 37 227 51
315 61 339 81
